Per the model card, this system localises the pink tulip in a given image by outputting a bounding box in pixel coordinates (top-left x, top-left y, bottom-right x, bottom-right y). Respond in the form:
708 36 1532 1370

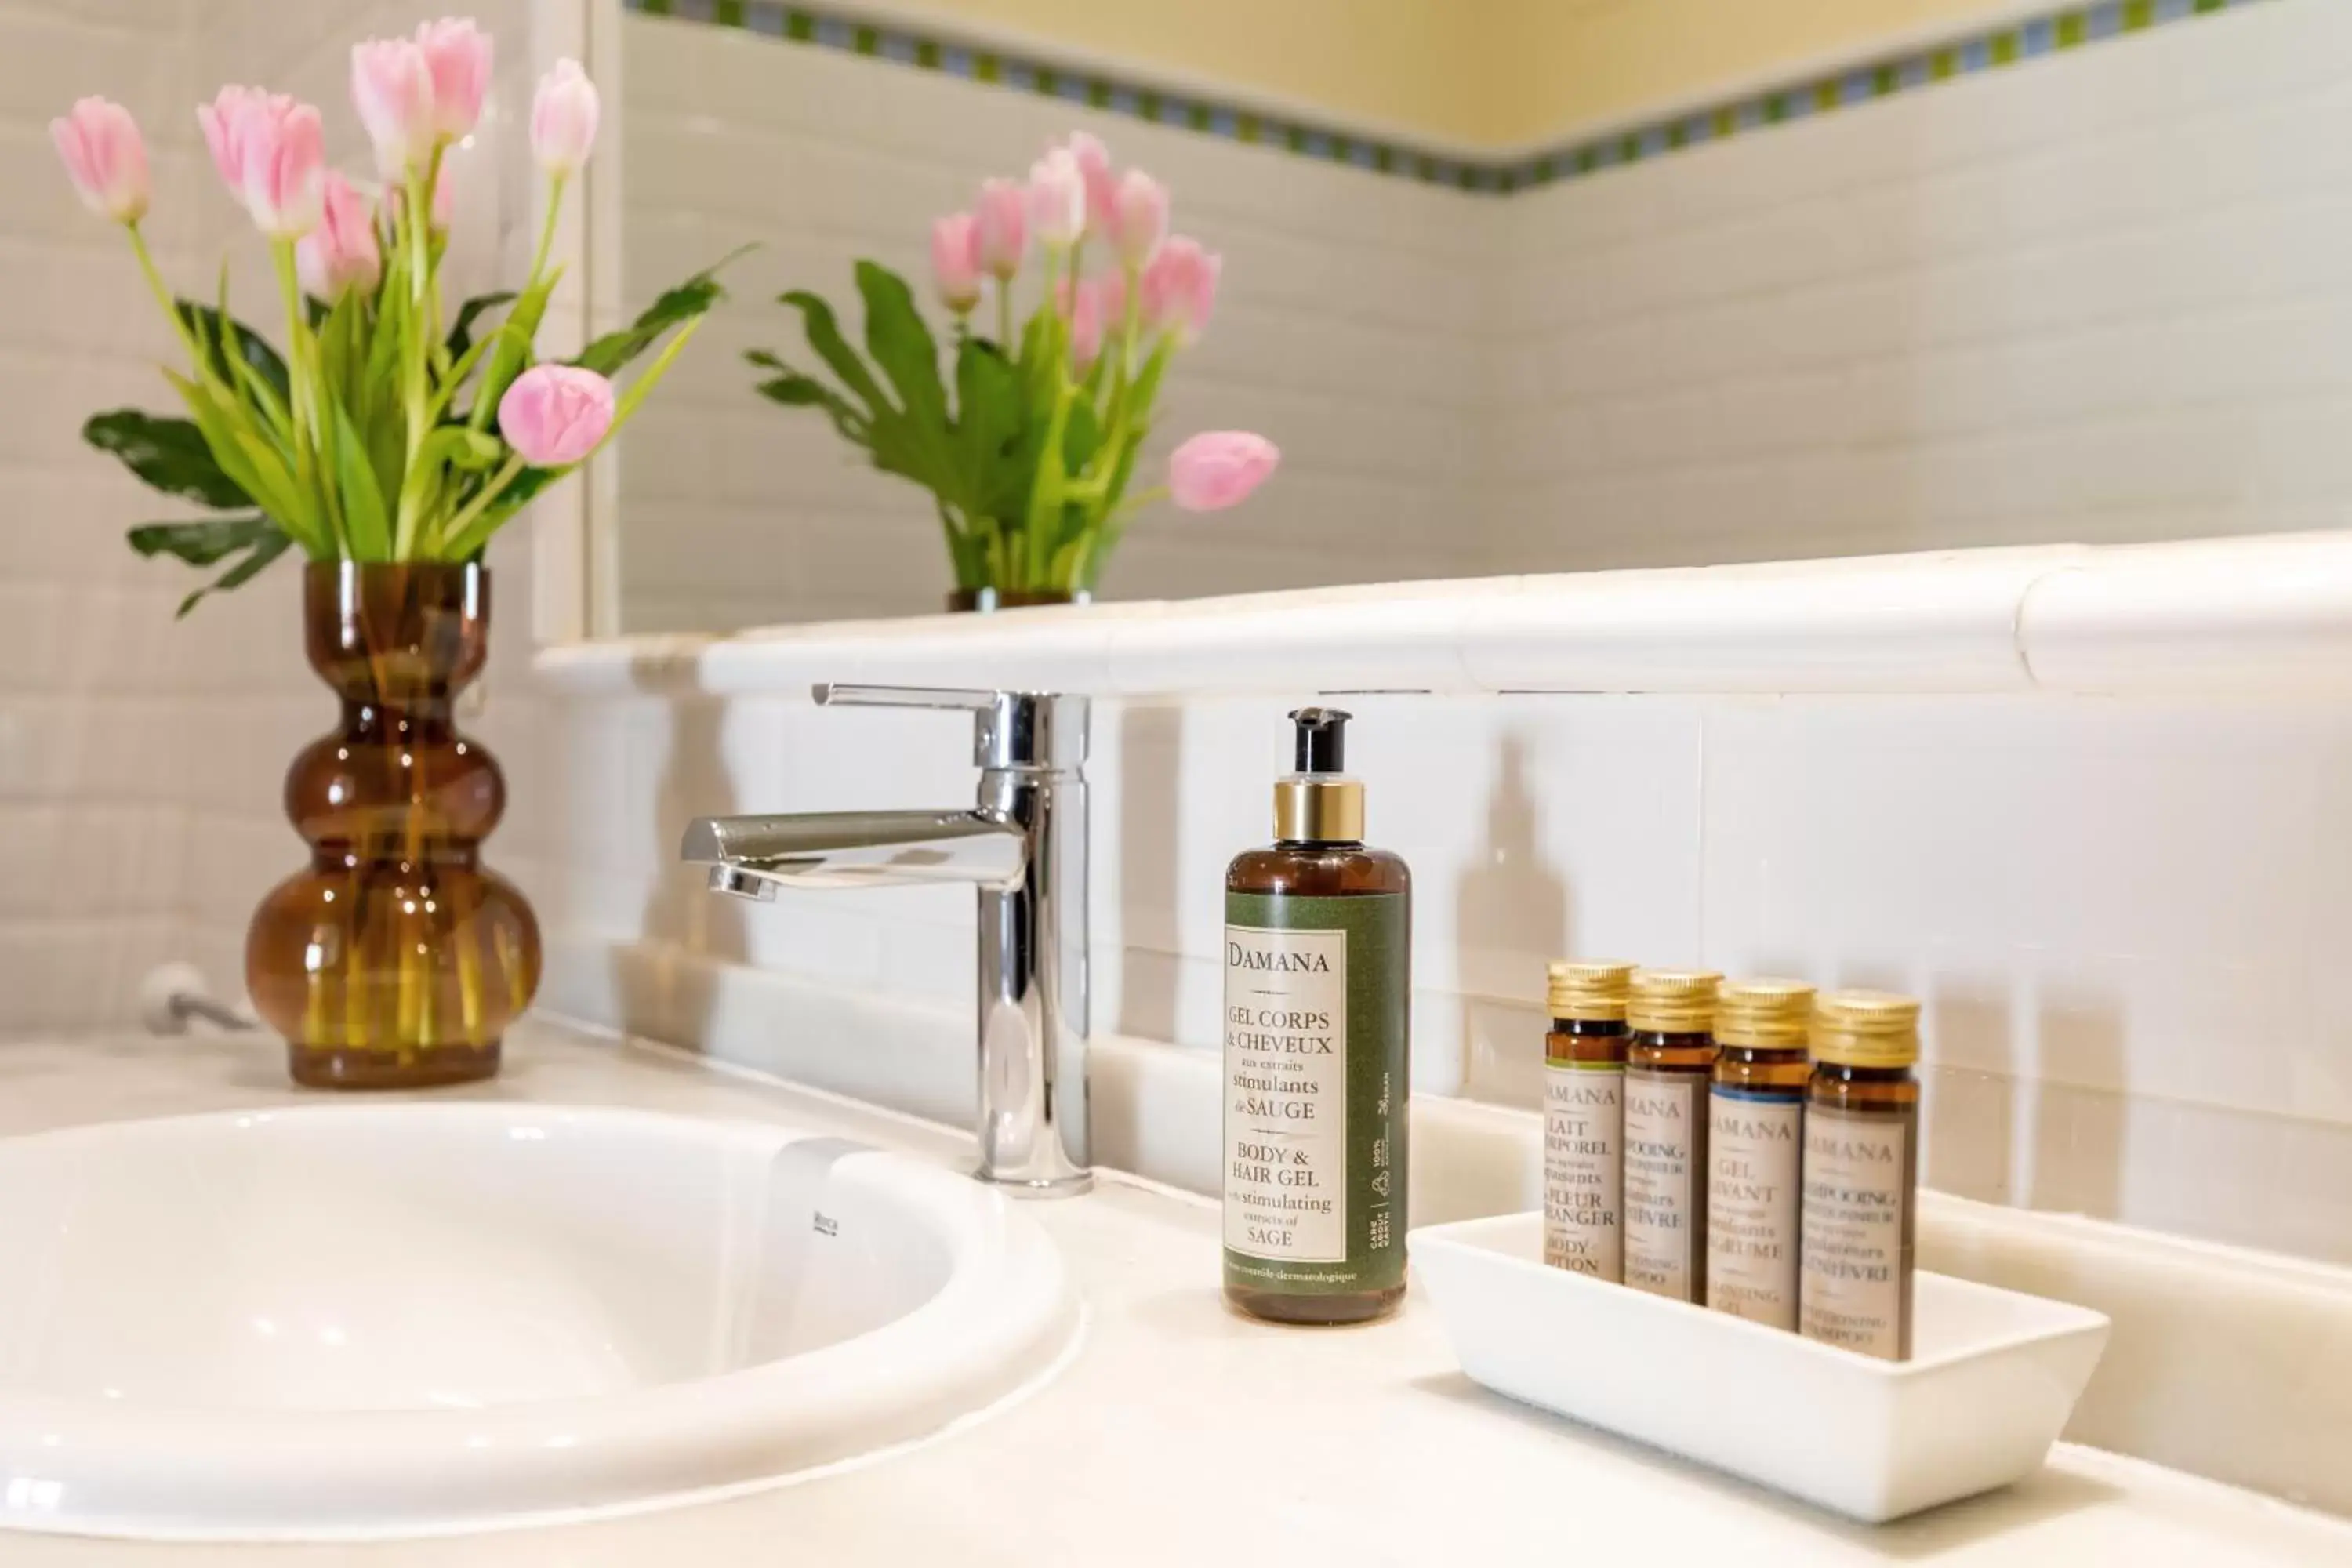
530 57 599 177
1168 431 1278 512
499 364 615 467
240 100 325 239
50 97 148 223
415 17 492 141
1140 235 1221 345
1026 147 1085 249
197 86 289 194
352 37 437 176
931 212 982 314
296 172 381 300
973 177 1025 280
1062 130 1116 238
1110 169 1168 270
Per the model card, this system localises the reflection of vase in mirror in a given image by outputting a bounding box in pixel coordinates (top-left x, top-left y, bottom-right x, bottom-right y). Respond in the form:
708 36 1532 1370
247 563 540 1088
947 587 1090 612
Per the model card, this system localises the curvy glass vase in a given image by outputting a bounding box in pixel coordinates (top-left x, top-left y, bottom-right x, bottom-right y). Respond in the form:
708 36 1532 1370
246 562 540 1088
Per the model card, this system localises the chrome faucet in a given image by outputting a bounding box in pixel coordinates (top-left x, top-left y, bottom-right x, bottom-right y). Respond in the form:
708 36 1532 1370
680 684 1091 1195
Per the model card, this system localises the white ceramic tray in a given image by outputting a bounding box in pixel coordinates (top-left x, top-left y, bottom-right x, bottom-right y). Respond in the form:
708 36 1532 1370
1410 1211 2111 1523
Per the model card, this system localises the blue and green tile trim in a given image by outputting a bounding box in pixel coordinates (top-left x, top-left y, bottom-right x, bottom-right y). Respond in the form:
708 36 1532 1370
627 0 2279 193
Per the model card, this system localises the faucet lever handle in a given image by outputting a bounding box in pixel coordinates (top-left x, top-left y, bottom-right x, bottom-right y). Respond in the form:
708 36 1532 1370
813 683 1088 772
813 683 998 713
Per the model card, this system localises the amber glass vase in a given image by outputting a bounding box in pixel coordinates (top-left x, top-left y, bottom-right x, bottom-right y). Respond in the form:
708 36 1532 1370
246 562 540 1088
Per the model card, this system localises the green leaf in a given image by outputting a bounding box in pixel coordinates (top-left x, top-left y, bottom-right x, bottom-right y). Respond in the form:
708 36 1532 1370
174 527 292 617
470 274 558 434
126 512 275 566
175 300 289 406
82 411 252 509
445 290 517 361
572 244 750 376
855 260 946 431
328 395 390 560
777 289 891 417
751 349 871 445
953 338 1027 519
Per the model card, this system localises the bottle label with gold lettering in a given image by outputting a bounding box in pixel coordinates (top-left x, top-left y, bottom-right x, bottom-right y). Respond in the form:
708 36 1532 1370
1543 1061 1621 1279
1222 893 1407 1297
1801 1109 1912 1359
1706 1088 1802 1327
1624 1067 1706 1301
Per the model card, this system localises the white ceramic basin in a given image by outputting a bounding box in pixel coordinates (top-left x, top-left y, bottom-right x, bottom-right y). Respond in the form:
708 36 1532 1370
0 1104 1077 1541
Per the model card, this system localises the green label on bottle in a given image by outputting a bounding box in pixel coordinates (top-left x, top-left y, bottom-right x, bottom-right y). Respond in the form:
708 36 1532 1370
1221 891 1409 1297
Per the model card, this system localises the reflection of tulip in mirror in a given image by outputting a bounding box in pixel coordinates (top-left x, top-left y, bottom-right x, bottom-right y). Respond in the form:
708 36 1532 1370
751 129 1278 604
1170 432 1281 512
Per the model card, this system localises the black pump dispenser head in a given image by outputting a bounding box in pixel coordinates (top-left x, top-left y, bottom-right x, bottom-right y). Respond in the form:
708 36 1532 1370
1274 707 1364 842
1290 707 1351 775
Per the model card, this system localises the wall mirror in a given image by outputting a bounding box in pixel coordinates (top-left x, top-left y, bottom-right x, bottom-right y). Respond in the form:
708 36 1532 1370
572 0 2311 638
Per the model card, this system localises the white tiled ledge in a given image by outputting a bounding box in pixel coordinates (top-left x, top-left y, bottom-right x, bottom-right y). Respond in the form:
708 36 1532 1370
534 531 2352 699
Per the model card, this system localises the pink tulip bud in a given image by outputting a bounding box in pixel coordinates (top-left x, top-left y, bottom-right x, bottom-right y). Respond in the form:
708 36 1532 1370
1110 169 1168 270
1168 431 1278 512
530 57 599 177
1062 130 1116 238
1139 235 1221 346
197 86 289 196
239 100 325 240
351 37 437 177
1026 147 1085 249
50 97 149 223
499 363 615 468
296 172 381 300
931 212 982 314
974 177 1025 281
414 17 492 141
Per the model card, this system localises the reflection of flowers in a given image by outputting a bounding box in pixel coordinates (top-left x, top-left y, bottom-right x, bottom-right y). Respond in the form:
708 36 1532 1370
750 129 1278 599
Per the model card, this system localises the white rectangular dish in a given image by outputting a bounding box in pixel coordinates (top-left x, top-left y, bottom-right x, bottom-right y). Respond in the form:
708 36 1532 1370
1410 1211 2111 1523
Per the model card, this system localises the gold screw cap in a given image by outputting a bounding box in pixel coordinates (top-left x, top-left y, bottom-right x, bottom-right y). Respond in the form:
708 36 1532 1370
1547 960 1634 1022
1628 968 1722 1033
1715 978 1815 1048
1811 989 1922 1067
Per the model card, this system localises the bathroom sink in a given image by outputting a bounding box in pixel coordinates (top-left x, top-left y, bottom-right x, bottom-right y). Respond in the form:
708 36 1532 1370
0 1103 1077 1540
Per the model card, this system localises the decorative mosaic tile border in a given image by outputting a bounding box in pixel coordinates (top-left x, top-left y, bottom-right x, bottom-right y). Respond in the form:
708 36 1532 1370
627 0 2281 193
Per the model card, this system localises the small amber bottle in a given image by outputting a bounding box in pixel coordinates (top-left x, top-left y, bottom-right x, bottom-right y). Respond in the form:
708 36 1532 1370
1707 978 1813 1329
1223 708 1411 1327
1542 960 1633 1279
1622 968 1720 1302
1800 990 1922 1360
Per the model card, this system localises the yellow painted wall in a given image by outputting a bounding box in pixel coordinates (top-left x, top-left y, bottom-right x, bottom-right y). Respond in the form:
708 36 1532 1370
883 0 2024 149
881 0 1489 144
1475 0 2023 146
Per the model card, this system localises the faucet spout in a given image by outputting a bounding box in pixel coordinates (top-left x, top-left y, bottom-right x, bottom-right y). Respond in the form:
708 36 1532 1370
681 810 1025 893
677 684 1092 1196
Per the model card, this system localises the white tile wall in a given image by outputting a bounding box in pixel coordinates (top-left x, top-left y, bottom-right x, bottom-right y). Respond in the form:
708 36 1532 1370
540 673 2352 1268
0 0 557 1033
615 12 1492 631
1483 0 2352 572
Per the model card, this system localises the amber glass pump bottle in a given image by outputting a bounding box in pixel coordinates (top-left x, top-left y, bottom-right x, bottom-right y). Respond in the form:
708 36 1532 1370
1224 708 1411 1326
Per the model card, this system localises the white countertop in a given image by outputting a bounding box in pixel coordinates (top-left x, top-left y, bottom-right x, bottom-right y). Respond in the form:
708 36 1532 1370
4 1025 2347 1566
